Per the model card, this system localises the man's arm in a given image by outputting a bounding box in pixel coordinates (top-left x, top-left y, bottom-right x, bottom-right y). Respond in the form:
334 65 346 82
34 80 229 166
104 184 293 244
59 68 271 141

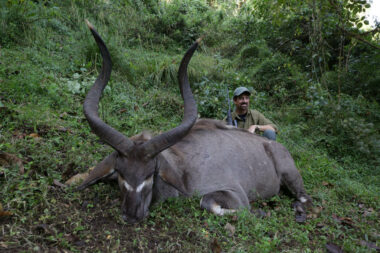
248 110 277 133
248 124 276 133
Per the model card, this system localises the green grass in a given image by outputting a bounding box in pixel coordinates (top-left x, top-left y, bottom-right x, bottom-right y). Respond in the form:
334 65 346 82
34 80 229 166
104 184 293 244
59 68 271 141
1 1 379 252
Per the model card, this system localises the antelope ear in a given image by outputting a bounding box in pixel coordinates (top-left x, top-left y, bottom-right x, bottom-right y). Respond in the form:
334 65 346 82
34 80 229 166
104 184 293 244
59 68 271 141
157 156 188 196
76 151 118 190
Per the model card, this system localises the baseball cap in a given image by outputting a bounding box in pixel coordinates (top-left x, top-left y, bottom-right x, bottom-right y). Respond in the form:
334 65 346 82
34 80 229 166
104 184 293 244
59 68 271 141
233 87 251 98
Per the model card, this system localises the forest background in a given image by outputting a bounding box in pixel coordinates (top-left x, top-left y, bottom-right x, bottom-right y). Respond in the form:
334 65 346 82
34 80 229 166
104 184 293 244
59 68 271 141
0 0 379 252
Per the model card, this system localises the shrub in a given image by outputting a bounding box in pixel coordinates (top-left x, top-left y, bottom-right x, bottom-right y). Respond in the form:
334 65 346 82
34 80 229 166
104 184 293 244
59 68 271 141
238 41 271 66
304 89 380 165
242 53 309 105
0 0 60 46
193 77 227 119
148 0 213 46
321 47 380 103
0 0 39 45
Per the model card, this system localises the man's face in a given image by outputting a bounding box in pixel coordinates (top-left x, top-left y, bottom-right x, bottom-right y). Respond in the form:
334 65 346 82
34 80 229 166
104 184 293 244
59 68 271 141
233 93 250 113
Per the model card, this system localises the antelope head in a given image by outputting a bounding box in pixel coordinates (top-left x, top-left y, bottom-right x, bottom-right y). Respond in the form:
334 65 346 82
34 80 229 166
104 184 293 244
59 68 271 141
79 20 199 223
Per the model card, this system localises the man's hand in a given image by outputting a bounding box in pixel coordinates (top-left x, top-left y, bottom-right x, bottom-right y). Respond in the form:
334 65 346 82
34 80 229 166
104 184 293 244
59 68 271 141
248 125 276 134
248 125 260 133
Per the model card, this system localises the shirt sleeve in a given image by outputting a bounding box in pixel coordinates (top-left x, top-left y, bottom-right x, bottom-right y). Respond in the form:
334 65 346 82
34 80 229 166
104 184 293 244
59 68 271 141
255 110 278 132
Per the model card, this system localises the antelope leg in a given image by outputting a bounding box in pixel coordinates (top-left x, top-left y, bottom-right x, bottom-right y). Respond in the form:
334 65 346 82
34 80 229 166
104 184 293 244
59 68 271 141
200 190 248 216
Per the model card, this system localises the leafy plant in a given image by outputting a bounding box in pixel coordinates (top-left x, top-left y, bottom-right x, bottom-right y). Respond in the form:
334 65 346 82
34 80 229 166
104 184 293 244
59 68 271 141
193 77 228 119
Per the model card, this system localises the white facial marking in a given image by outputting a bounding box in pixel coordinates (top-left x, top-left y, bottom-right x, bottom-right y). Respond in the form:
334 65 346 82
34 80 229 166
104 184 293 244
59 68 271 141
300 197 307 203
123 181 133 192
136 176 153 193
123 176 153 193
136 181 145 193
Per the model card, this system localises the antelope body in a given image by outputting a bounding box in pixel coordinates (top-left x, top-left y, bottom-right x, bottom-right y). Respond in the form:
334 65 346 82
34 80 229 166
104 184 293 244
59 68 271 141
74 21 311 224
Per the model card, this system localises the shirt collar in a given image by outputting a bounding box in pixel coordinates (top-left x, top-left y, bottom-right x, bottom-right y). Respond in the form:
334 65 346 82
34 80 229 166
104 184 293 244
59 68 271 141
232 109 251 120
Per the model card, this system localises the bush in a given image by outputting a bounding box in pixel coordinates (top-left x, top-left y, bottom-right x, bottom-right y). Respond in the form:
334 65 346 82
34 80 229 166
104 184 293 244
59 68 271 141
0 0 61 46
304 89 380 165
321 47 380 103
0 0 39 46
242 53 309 105
147 0 214 46
193 77 227 119
238 41 271 66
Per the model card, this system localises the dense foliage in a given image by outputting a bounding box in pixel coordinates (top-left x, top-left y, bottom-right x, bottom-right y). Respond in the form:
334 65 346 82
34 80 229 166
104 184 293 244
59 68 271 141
0 0 379 251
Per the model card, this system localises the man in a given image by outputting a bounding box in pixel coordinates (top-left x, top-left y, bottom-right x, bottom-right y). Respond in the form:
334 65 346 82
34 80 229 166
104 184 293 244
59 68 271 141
230 87 277 141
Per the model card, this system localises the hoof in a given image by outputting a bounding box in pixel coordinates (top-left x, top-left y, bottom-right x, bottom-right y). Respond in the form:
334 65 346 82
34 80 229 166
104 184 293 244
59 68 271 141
293 201 307 223
250 209 267 218
295 212 307 223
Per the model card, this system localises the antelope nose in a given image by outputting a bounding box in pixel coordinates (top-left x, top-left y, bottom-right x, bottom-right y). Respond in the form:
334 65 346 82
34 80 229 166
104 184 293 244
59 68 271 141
122 214 144 224
122 214 137 224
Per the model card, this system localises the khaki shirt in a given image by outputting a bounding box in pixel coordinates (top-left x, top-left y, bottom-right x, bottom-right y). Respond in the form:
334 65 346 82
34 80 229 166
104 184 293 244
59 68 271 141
230 109 278 132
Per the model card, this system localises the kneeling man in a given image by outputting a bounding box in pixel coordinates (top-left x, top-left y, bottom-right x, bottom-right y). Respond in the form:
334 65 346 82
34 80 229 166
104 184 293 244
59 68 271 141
230 87 277 141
